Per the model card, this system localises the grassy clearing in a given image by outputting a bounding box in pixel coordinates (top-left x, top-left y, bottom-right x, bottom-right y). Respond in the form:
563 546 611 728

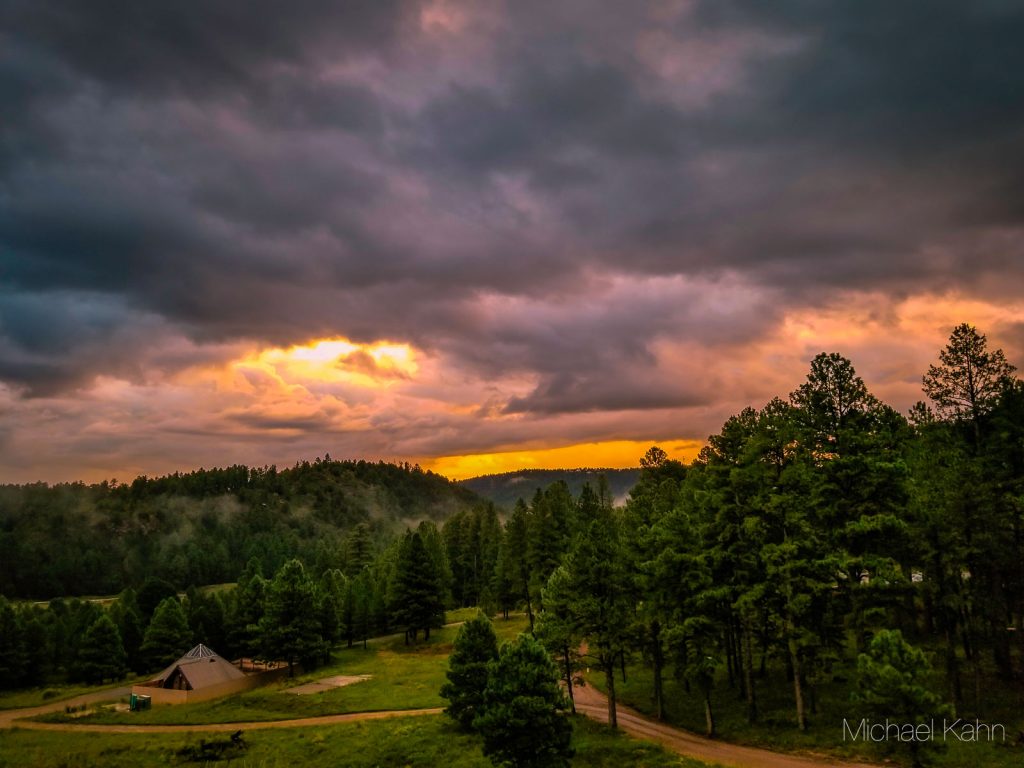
0 715 714 768
445 606 486 624
36 614 531 726
590 657 1024 768
0 678 141 712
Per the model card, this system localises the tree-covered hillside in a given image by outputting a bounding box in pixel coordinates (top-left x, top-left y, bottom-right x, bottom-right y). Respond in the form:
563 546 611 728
0 458 481 599
460 468 639 510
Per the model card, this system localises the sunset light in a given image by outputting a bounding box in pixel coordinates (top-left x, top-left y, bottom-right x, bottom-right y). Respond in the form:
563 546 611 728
424 439 704 480
4 4 1024 767
233 337 419 388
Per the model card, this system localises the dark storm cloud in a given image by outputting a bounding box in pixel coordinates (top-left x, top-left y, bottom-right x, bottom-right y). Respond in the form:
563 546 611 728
1 0 415 97
1 0 1023 414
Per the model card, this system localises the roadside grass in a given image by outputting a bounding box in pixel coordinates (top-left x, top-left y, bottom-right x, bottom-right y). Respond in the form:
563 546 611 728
35 614 530 726
0 715 714 768
589 655 1024 768
0 678 141 711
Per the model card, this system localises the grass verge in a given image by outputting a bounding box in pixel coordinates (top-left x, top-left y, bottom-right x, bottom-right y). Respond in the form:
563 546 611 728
1 714 717 768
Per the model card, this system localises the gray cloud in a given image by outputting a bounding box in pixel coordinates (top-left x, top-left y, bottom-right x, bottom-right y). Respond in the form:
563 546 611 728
1 0 1023 420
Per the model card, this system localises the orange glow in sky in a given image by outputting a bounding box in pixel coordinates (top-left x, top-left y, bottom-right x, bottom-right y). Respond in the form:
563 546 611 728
231 337 418 388
423 439 703 480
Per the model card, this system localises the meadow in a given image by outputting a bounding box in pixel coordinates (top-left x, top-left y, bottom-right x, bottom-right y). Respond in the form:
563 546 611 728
35 612 528 726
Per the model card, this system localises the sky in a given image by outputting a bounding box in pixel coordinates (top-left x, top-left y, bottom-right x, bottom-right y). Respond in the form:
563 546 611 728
2 1 1024 484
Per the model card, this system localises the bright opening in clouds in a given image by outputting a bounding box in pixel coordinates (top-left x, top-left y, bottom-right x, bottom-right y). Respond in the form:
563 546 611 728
2 1 1024 482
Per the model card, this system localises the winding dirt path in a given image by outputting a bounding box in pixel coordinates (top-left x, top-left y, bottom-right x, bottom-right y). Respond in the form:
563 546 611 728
5 684 879 768
7 707 444 733
0 686 441 732
573 683 878 768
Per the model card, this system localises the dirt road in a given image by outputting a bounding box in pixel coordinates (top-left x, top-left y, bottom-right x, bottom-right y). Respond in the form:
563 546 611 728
0 686 441 733
572 683 878 768
8 707 444 733
2 680 877 768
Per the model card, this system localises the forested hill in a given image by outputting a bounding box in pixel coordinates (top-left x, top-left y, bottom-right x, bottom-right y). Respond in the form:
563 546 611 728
460 468 640 509
0 458 482 600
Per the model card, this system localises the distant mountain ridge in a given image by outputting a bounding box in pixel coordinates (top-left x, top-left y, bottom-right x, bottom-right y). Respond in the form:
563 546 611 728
459 468 640 509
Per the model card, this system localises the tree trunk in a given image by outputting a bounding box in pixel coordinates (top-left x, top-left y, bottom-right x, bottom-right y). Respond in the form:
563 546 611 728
651 623 665 721
732 619 744 698
605 660 618 729
524 585 534 634
945 624 963 711
703 690 715 737
787 635 806 731
743 620 757 723
726 625 736 689
424 626 431 640
562 645 576 714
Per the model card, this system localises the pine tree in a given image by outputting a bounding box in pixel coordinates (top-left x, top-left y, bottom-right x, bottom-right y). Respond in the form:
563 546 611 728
854 630 951 768
227 569 267 660
923 323 1016 431
74 614 127 684
0 597 28 689
474 634 573 768
259 559 324 676
140 598 192 670
389 531 445 643
542 509 630 728
440 611 499 730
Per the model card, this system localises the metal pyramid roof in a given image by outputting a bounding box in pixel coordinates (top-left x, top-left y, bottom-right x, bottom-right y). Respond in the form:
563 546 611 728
182 644 217 660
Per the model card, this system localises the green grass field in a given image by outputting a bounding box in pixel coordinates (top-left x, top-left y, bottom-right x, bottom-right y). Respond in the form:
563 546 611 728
35 613 530 726
1 714 712 768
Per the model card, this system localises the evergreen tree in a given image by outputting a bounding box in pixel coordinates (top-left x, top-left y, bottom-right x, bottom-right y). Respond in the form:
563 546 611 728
418 521 453 608
923 323 1016 431
137 577 178 621
259 559 324 676
140 597 192 670
226 563 267 659
492 535 517 620
542 509 630 728
537 568 585 715
110 589 145 672
854 630 951 768
474 634 573 768
389 531 445 643
504 499 534 631
0 597 28 689
621 445 686 721
74 614 127 684
440 611 499 730
344 523 375 577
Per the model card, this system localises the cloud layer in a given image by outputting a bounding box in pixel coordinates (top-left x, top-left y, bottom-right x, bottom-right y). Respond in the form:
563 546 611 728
2 1 1024 481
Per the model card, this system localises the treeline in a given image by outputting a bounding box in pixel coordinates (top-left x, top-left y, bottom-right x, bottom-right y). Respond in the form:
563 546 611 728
0 458 480 599
0 518 458 688
528 323 1024 744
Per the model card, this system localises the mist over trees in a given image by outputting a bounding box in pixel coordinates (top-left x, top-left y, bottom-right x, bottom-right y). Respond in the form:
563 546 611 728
0 459 478 600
